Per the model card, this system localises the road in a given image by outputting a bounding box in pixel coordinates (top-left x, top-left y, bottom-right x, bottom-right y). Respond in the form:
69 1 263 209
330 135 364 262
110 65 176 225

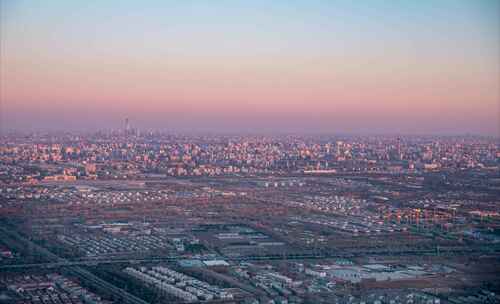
1 244 499 270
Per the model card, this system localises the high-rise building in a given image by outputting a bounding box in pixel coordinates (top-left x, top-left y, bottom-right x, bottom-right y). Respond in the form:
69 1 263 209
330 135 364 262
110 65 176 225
125 117 130 133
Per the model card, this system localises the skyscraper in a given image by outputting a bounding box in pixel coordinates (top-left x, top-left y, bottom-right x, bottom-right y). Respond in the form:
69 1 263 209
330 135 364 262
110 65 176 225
125 118 130 133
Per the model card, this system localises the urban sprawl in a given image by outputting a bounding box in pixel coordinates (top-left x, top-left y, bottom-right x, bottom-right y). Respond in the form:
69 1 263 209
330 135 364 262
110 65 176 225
0 130 499 304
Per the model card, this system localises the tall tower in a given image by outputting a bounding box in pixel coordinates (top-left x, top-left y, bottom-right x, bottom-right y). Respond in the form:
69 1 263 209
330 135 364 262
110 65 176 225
125 117 130 134
397 137 402 160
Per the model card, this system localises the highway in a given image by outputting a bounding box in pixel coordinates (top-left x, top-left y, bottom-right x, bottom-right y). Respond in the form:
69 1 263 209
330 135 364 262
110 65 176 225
1 244 499 270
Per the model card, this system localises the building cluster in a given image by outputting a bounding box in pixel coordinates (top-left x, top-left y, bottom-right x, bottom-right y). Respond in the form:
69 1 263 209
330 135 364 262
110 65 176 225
288 195 406 236
52 220 208 258
1 273 112 304
1 133 498 181
303 263 444 284
231 261 448 304
0 187 169 205
123 266 233 302
58 232 172 257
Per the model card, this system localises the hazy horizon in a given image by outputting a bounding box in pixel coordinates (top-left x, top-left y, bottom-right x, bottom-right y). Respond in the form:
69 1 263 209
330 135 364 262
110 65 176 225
1 1 499 136
1 124 498 138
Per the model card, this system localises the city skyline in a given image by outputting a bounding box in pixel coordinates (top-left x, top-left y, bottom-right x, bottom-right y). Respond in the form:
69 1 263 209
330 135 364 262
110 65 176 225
1 0 499 135
1 2 500 302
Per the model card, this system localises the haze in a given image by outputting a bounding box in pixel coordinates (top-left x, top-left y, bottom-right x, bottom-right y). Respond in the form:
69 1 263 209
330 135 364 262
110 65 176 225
1 0 499 135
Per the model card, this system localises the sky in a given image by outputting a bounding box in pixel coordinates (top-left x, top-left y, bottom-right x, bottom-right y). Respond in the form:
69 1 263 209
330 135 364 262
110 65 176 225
1 0 499 135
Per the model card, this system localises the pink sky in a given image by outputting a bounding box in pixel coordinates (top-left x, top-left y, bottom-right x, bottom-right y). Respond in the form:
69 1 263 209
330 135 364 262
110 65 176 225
1 1 499 135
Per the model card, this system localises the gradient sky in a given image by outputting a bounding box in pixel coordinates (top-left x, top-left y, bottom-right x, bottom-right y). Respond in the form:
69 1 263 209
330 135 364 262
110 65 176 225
1 0 499 135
